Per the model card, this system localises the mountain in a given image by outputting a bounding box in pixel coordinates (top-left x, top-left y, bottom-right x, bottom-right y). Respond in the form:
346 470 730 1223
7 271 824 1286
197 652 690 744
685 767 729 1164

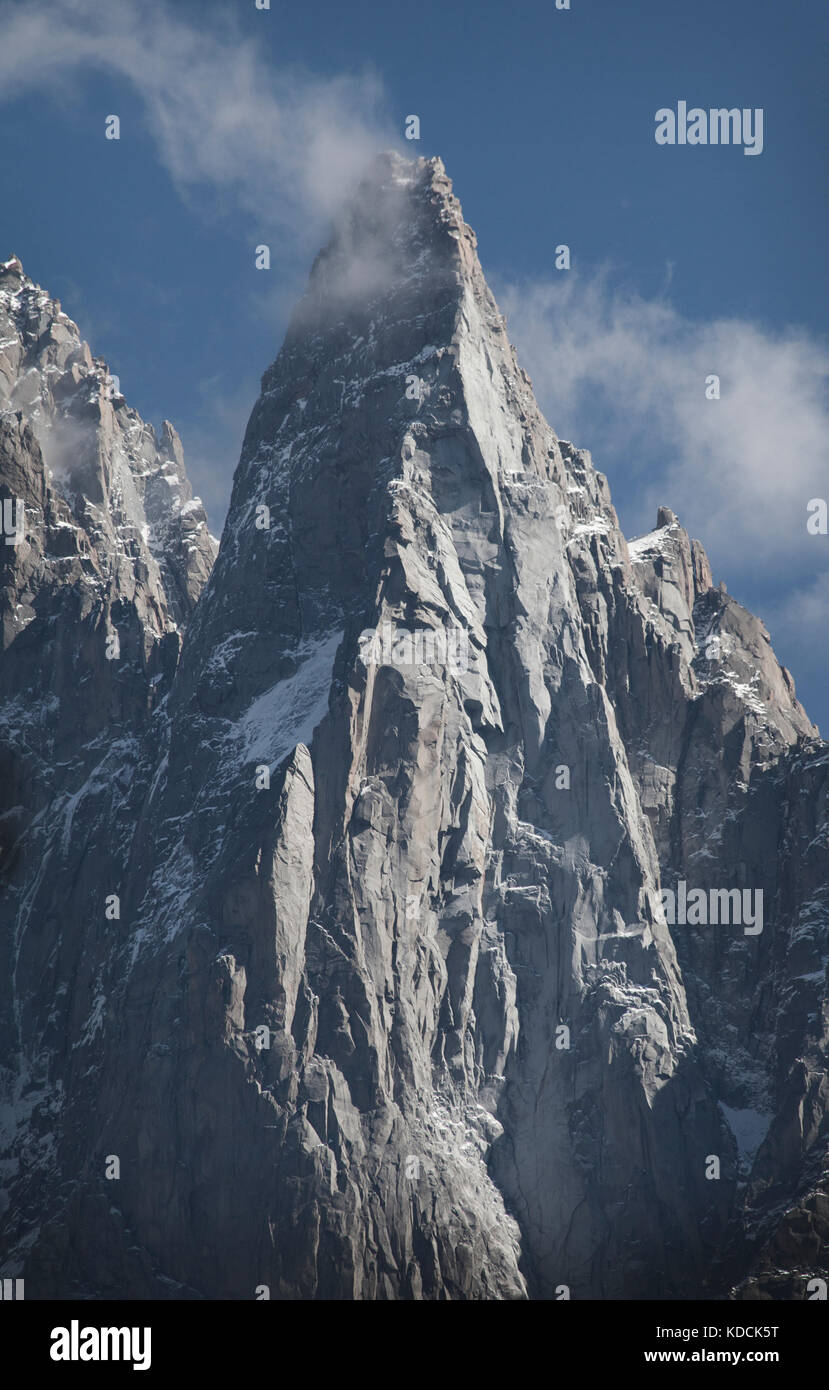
0 156 826 1301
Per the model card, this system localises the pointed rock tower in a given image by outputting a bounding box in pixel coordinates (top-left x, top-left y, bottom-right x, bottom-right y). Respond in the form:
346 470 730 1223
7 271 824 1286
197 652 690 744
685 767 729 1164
1 159 826 1301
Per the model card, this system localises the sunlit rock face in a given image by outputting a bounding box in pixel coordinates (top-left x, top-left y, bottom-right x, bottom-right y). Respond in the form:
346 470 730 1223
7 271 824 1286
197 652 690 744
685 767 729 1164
0 160 825 1301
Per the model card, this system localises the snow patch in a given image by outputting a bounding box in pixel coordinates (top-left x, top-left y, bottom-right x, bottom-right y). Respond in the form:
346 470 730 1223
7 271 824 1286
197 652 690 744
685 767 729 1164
239 629 343 769
719 1103 772 1171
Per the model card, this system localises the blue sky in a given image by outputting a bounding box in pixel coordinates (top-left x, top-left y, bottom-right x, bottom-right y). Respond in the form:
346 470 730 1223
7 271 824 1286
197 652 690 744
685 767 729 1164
1 0 827 727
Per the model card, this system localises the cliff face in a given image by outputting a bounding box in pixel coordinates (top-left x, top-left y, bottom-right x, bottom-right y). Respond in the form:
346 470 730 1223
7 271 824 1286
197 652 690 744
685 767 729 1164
0 159 826 1300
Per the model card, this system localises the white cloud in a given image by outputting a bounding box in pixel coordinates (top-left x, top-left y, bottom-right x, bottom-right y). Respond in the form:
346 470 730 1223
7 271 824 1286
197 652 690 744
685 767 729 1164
495 267 829 724
496 269 829 570
0 0 401 539
0 0 394 245
763 571 829 712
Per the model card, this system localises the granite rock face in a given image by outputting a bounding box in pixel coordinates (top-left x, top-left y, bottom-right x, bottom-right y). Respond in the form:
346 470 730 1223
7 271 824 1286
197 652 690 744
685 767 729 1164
0 160 826 1301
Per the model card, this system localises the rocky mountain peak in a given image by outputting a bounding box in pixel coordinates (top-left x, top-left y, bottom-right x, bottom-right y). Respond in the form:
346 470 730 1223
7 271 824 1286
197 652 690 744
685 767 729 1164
0 160 826 1303
0 255 217 647
0 255 25 283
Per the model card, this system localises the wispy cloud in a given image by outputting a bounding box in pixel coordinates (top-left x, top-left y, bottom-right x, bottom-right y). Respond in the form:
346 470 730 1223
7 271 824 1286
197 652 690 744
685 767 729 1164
0 0 394 246
0 0 399 536
497 267 829 574
496 267 829 722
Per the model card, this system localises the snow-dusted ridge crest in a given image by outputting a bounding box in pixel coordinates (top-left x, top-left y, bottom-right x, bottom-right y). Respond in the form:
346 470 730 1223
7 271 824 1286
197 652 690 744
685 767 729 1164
0 157 827 1302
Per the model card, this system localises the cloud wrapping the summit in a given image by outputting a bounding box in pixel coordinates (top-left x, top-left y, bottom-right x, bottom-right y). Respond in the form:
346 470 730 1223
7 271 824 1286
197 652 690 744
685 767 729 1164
2 0 825 722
